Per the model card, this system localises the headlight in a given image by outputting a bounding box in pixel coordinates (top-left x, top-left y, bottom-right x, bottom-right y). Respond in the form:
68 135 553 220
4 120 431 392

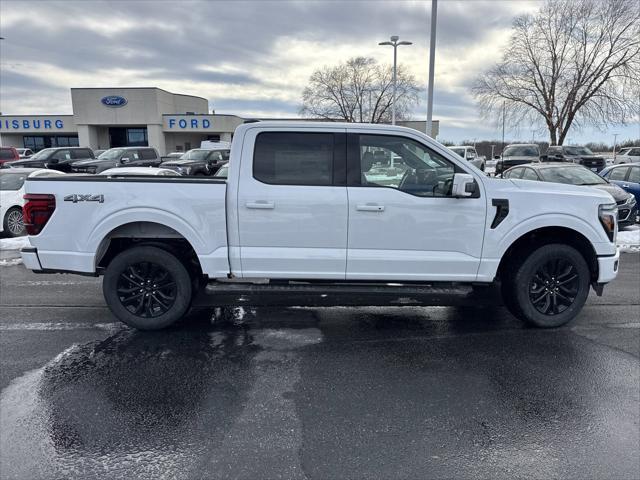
598 203 618 242
625 195 636 206
87 166 97 174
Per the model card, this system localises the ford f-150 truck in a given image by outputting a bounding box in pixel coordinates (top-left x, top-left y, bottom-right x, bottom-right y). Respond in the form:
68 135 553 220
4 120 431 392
20 122 620 330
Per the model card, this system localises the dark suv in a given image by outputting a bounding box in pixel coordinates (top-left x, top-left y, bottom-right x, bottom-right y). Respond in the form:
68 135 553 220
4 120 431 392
160 148 230 176
9 147 94 172
543 145 606 172
71 147 161 174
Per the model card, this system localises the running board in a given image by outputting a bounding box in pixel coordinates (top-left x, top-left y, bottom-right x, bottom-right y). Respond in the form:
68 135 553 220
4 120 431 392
193 282 502 308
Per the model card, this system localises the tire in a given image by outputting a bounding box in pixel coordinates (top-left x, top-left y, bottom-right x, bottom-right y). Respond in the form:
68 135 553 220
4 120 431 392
3 207 26 237
502 244 590 328
103 246 193 330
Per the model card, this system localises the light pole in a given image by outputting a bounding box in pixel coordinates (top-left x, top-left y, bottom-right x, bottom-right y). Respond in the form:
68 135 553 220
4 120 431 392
426 0 438 136
379 35 412 125
612 133 619 160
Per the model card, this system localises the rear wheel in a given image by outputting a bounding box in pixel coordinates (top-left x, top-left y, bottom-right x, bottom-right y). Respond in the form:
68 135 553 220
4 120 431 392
4 207 26 237
103 246 193 330
502 244 590 328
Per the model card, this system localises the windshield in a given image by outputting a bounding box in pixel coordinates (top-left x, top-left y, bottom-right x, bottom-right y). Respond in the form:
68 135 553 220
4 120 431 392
0 172 28 190
503 145 539 157
180 150 210 161
450 148 465 158
540 166 607 185
98 149 125 160
30 148 55 160
564 146 594 156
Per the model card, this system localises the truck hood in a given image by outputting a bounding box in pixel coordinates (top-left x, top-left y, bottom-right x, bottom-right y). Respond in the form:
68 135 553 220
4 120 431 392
71 158 115 167
161 159 201 166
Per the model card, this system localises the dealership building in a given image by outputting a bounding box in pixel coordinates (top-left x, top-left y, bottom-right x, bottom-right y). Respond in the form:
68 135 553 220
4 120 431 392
0 87 438 155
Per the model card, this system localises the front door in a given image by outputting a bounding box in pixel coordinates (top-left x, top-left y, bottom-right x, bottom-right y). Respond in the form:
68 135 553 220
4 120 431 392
345 132 486 281
237 130 348 279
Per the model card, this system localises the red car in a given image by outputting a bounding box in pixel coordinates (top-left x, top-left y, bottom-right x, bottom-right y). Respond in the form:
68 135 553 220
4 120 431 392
0 147 20 167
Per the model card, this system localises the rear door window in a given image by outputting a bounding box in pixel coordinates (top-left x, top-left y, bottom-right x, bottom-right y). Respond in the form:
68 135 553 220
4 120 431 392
253 132 335 186
608 167 628 181
522 168 539 180
627 167 639 183
140 148 157 160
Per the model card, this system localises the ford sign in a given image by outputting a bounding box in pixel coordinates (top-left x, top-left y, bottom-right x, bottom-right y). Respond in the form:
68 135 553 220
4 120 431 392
101 95 128 107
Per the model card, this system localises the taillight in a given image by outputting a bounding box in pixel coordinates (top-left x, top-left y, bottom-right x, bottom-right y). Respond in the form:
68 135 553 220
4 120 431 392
23 194 56 235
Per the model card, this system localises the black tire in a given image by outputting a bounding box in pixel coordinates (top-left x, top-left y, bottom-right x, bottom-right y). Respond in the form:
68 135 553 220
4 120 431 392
502 244 590 328
3 207 26 237
103 246 193 330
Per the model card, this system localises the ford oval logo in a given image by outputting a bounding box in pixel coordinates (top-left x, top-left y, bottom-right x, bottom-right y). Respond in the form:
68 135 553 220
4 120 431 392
101 95 128 107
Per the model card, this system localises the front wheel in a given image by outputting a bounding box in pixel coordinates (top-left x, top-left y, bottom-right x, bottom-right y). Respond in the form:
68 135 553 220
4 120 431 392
502 244 590 328
103 246 193 330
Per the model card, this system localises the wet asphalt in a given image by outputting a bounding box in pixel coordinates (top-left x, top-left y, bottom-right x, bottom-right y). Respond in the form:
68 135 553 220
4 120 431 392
0 256 638 479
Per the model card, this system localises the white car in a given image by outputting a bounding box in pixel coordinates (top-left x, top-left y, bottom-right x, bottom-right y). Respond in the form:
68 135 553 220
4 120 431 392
22 122 620 330
99 167 181 177
15 148 34 159
615 147 640 164
0 168 65 237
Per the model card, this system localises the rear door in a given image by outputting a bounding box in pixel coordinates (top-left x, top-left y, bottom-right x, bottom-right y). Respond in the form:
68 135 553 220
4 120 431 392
236 129 348 279
345 131 486 281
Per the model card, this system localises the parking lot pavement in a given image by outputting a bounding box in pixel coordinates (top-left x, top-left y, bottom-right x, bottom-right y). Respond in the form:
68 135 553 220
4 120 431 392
0 256 638 479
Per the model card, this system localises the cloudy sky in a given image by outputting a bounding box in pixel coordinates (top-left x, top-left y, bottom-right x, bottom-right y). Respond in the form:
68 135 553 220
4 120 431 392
0 0 637 144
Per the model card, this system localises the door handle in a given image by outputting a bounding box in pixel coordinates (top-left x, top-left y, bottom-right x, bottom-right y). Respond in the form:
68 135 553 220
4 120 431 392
621 184 630 188
246 201 275 209
356 204 385 212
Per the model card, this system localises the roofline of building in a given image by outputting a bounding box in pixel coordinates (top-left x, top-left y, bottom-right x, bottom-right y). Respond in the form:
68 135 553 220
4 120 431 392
69 87 209 104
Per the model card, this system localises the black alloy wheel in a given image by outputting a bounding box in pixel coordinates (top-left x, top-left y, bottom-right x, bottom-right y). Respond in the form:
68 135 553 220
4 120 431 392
117 262 177 318
529 258 579 315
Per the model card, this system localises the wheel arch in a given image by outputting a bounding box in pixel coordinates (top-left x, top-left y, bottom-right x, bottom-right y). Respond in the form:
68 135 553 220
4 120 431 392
496 226 599 282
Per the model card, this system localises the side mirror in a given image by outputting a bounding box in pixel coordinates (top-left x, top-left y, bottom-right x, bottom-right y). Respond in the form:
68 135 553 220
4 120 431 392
49 158 59 164
540 155 548 162
493 155 501 160
452 173 477 197
120 157 130 164
466 155 475 160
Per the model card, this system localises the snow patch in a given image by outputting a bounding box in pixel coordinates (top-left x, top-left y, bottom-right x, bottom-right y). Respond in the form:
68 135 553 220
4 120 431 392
0 236 30 251
0 258 22 267
617 225 640 253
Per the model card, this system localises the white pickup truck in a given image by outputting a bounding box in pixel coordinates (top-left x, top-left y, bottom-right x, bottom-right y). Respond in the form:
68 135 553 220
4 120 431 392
21 122 620 330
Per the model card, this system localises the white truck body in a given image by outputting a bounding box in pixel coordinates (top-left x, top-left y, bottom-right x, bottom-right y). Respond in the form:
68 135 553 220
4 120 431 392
21 122 621 329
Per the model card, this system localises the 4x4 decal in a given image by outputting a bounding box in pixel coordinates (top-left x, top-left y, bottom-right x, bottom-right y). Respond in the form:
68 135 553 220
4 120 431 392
63 194 104 203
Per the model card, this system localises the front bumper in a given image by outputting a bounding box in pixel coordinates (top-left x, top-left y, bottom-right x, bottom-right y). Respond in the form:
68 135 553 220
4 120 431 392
21 247 42 271
596 248 620 284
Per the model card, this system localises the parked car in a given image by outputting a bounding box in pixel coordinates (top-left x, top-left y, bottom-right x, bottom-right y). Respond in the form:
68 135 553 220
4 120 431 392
214 162 229 178
9 147 94 172
448 146 485 171
503 162 637 228
99 167 181 177
0 147 20 167
600 164 640 210
495 144 540 175
614 147 640 164
15 148 34 159
160 148 230 176
71 147 161 174
543 145 606 172
0 168 65 237
21 122 620 331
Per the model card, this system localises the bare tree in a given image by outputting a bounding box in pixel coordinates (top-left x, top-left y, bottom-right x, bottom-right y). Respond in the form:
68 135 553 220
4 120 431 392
473 0 640 145
300 57 420 123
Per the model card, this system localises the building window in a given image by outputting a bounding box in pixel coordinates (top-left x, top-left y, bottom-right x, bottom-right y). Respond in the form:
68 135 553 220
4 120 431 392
23 135 79 151
126 128 148 146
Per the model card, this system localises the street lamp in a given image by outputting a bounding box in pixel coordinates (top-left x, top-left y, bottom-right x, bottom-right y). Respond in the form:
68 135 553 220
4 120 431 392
612 133 619 160
379 35 412 125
